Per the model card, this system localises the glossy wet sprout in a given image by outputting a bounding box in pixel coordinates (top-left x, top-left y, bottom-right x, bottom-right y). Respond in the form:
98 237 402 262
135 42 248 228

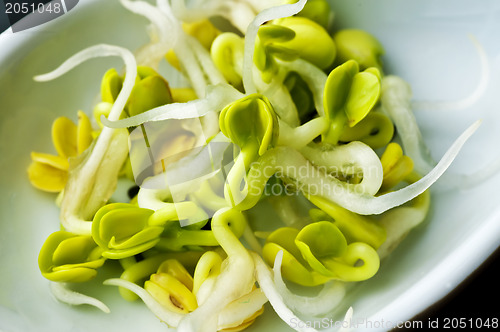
28 0 481 331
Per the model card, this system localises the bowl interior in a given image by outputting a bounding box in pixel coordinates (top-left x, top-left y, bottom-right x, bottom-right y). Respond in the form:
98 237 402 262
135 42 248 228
1 0 499 331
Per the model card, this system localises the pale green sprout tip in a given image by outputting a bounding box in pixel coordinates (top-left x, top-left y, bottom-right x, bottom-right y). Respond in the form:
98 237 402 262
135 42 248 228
339 111 394 149
92 200 239 256
211 32 245 89
295 221 379 281
92 203 163 259
307 195 386 249
241 0 307 94
295 0 332 29
254 24 297 83
38 231 106 283
118 251 204 302
192 251 223 298
262 227 330 286
219 94 278 158
253 15 335 84
323 59 381 145
100 65 174 118
153 202 242 252
294 221 348 276
272 250 347 317
145 259 198 314
264 221 380 284
93 102 113 129
219 94 279 207
35 44 137 235
334 29 385 71
177 208 257 332
126 66 173 117
379 142 415 192
271 16 336 70
100 68 122 103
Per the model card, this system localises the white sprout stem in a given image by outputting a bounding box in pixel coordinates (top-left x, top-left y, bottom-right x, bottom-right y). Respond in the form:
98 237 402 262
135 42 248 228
244 120 479 215
60 129 129 234
120 0 177 68
242 0 290 13
134 131 234 208
189 179 229 212
137 186 173 211
243 221 263 254
103 278 184 327
332 120 480 214
225 1 259 33
242 0 307 94
170 0 217 22
381 75 435 174
135 43 171 69
411 34 489 112
35 44 137 234
300 141 384 197
155 0 169 13
251 252 319 332
105 278 267 331
278 117 329 149
161 4 209 97
171 0 257 33
186 35 228 86
338 307 355 332
101 84 243 129
279 58 327 117
120 0 172 44
33 44 136 156
272 251 346 317
377 188 431 260
34 45 136 125
217 288 268 329
257 72 301 126
103 97 209 128
122 0 210 97
50 282 110 313
177 209 255 332
159 3 205 97
174 31 208 97
224 150 249 207
170 0 256 31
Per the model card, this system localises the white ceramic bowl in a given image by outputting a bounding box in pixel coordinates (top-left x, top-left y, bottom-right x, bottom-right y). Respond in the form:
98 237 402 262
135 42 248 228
1 1 499 331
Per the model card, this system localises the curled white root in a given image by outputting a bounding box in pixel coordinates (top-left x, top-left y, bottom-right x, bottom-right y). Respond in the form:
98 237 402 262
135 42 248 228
50 282 110 313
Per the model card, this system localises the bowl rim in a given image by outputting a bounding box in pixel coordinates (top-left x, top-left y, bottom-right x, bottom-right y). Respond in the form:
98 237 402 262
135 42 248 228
366 207 500 329
1 1 499 331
